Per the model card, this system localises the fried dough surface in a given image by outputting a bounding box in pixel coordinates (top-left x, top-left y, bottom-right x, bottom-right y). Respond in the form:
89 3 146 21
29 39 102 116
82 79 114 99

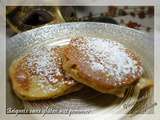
63 37 143 93
9 46 82 100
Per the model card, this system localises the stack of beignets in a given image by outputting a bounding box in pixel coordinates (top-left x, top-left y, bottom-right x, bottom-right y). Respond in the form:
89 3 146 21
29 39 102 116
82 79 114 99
9 37 144 100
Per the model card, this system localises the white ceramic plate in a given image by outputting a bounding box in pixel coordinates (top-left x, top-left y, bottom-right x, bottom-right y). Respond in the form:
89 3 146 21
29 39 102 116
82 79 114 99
6 22 154 120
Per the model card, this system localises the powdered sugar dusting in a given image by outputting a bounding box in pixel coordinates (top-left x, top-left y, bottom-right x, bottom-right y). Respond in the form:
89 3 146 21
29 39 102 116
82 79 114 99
91 62 104 71
72 37 143 82
27 47 63 84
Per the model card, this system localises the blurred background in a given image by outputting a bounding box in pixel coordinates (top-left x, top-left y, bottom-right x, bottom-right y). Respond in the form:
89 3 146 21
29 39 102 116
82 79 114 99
6 6 154 37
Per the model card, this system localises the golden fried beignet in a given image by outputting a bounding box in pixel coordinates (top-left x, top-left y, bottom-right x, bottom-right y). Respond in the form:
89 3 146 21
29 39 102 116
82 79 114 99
62 37 143 95
9 47 82 101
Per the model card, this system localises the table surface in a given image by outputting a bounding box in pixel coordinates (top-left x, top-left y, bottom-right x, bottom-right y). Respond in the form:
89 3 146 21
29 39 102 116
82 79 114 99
6 6 154 37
